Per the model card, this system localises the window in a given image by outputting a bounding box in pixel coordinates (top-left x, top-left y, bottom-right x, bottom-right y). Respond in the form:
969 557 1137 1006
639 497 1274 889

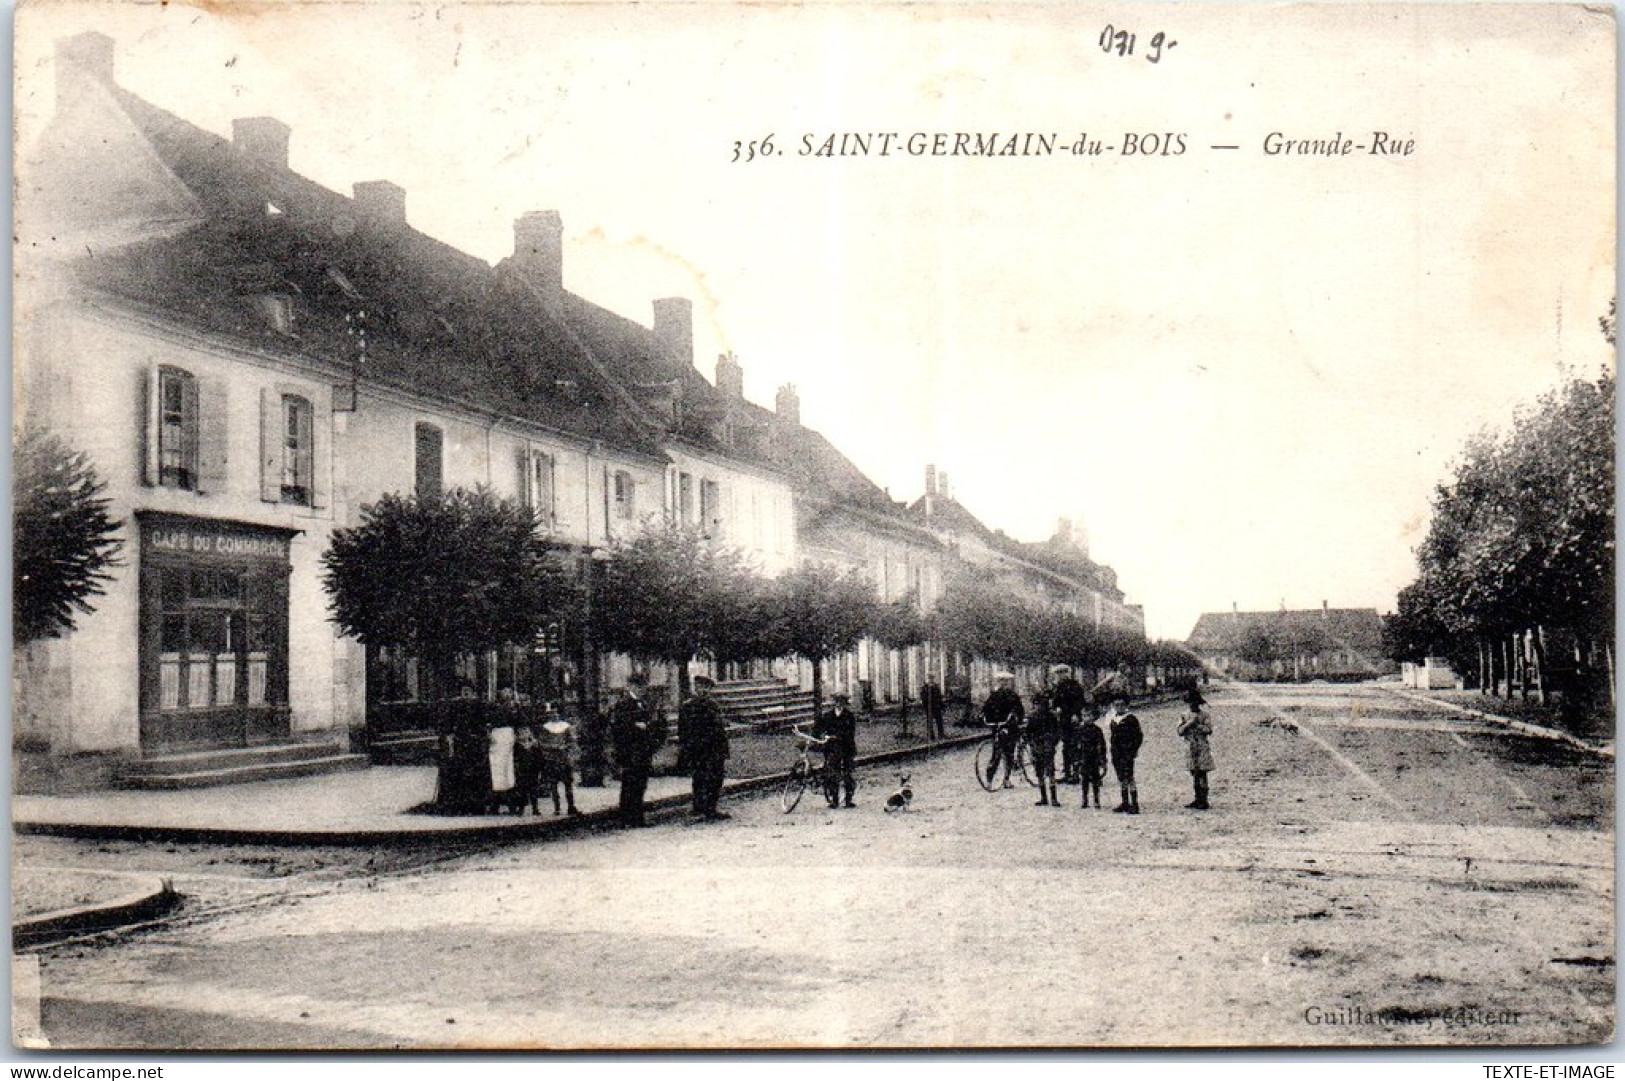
520 448 555 527
280 395 313 505
151 563 279 713
415 423 443 500
700 479 721 537
158 366 199 489
613 470 635 520
678 472 695 525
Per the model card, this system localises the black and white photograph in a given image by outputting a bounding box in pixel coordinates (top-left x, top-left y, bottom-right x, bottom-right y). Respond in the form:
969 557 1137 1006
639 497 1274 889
9 0 1616 1051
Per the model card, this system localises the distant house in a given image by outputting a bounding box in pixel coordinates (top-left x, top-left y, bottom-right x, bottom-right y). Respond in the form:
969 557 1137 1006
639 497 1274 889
1186 604 1392 682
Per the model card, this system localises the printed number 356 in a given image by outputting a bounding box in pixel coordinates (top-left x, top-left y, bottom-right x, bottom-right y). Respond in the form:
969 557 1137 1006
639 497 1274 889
732 135 776 162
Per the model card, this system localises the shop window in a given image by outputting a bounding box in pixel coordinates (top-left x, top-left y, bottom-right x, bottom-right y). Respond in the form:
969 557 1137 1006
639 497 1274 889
280 395 314 505
158 366 199 490
151 564 277 712
415 423 444 501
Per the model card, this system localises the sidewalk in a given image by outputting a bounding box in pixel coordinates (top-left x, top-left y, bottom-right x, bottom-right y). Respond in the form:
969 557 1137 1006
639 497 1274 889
12 721 982 845
1378 683 1615 758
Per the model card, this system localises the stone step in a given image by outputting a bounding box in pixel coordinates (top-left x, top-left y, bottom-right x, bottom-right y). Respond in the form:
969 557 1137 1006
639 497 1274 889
118 752 371 790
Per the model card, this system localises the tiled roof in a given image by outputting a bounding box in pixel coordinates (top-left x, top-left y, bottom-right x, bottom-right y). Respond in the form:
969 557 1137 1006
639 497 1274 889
1186 608 1384 653
28 68 686 459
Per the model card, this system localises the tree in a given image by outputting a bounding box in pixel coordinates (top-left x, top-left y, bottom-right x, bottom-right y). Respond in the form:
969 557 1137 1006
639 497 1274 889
870 589 928 651
322 488 572 807
594 522 775 688
773 563 878 718
13 431 123 646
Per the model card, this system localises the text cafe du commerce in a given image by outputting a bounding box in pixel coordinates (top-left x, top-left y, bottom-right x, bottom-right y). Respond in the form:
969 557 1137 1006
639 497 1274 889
137 512 298 752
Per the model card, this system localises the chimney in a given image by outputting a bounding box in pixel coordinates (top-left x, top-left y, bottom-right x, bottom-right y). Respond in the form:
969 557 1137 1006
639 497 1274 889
774 384 801 425
715 352 744 399
1322 599 1330 620
1057 516 1073 543
652 298 693 372
513 211 563 308
56 32 115 109
939 471 951 499
232 117 292 170
925 464 938 496
353 180 406 229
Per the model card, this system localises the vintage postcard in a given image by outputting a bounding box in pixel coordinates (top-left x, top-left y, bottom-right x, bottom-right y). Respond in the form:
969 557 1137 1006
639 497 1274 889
10 0 1615 1051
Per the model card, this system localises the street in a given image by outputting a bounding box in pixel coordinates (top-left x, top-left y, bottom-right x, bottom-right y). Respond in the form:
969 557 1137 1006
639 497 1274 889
15 684 1614 1049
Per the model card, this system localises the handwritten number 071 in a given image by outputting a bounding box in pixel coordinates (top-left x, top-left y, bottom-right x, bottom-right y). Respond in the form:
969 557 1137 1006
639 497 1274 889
1099 25 1173 63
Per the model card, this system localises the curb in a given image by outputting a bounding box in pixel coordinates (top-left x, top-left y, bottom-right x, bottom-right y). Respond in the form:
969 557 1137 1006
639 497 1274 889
1379 684 1615 759
12 734 989 847
13 874 181 948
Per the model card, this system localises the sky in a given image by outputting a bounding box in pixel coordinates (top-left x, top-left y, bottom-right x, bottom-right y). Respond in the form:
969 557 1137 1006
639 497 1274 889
14 2 1616 640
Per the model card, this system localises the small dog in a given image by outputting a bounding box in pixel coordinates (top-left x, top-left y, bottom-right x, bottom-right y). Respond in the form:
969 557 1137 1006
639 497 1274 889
884 772 914 813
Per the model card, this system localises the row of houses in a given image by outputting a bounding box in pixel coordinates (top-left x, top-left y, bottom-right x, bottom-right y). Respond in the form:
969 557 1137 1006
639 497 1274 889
15 33 1144 784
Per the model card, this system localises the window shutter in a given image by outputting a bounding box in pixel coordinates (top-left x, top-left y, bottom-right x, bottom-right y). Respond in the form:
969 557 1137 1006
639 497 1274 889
310 393 331 510
195 377 229 494
545 454 557 525
142 361 160 486
258 388 281 502
516 445 533 508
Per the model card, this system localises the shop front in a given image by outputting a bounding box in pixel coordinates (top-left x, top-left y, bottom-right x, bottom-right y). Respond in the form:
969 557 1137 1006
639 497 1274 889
137 513 295 752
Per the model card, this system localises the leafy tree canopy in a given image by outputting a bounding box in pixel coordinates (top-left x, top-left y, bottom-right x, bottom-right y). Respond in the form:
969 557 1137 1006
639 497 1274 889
14 431 123 646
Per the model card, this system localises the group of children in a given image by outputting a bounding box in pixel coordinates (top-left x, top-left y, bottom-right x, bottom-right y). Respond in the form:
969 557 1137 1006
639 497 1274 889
486 691 584 816
986 668 1215 814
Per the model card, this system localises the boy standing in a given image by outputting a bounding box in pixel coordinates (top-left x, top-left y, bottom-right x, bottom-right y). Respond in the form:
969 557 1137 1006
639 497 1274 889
1106 696 1143 814
1077 707 1108 809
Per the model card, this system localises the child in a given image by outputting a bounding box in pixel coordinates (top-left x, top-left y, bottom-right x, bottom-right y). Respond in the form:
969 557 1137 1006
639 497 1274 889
1106 696 1143 814
512 724 544 816
1078 707 1108 809
1177 688 1215 810
536 706 582 817
1026 692 1062 807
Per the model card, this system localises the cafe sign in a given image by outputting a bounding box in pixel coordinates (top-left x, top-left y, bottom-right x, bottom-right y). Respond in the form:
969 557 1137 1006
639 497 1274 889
140 514 291 563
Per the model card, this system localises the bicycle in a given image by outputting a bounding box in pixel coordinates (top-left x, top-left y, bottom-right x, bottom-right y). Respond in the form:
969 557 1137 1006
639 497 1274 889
781 724 830 813
975 723 1036 792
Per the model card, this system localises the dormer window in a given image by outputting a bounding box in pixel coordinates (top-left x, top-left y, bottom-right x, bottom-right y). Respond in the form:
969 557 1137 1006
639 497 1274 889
258 294 295 335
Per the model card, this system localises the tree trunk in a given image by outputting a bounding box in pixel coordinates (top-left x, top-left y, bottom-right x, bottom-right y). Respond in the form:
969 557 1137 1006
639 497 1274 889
1532 626 1548 707
807 655 826 722
1606 640 1616 711
1478 638 1489 694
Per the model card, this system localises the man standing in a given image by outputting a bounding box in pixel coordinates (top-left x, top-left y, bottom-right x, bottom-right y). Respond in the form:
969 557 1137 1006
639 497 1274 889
609 674 665 828
814 691 860 808
1106 695 1143 815
920 677 946 741
1051 664 1088 782
684 675 731 820
981 672 1026 789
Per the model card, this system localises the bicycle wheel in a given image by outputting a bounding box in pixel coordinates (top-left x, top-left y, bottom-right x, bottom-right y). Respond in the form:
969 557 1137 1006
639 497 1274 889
974 741 1000 792
1015 740 1037 786
781 762 809 813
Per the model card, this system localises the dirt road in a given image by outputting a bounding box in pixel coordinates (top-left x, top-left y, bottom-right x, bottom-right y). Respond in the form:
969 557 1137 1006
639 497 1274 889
19 684 1614 1049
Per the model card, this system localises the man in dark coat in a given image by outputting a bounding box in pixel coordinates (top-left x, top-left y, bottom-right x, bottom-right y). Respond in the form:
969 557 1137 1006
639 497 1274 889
683 675 731 820
814 691 860 808
920 678 947 740
1051 664 1089 782
1106 695 1143 814
609 675 666 827
981 672 1026 789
